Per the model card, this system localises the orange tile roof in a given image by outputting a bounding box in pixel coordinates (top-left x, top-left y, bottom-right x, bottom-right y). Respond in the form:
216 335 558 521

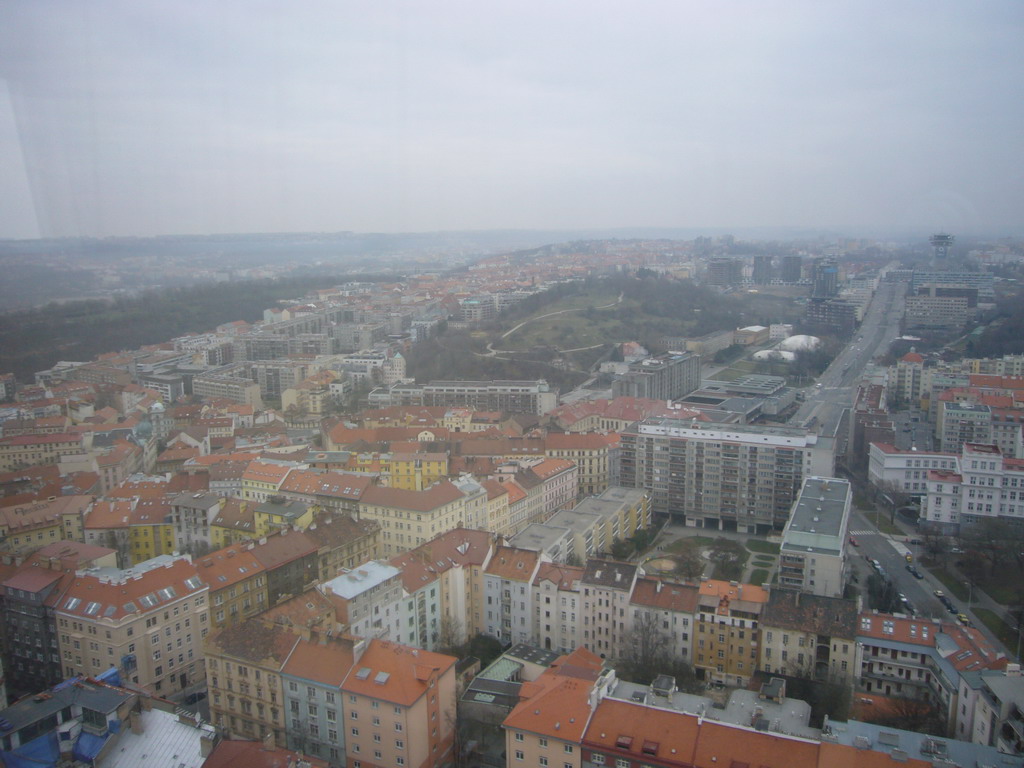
361 481 465 512
504 655 601 742
84 499 134 529
583 698 701 762
282 635 356 687
485 546 539 581
691 717 820 768
528 457 576 479
57 557 204 621
342 638 455 706
197 545 266 590
533 562 584 591
630 577 700 612
389 527 494 592
698 579 769 604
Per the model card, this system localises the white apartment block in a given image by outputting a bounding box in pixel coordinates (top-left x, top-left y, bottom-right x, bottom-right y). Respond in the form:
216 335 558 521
531 562 584 654
867 442 959 496
619 418 822 533
778 477 851 598
484 547 543 646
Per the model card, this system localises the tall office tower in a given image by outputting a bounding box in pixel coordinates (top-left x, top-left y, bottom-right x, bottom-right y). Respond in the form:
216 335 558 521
752 255 773 285
781 255 803 283
707 258 742 286
812 258 839 297
930 233 955 262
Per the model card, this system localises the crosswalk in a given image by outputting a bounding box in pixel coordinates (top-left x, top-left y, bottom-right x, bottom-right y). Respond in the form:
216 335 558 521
848 530 880 537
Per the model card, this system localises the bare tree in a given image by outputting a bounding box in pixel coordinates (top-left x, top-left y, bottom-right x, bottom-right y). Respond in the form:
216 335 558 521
435 612 464 656
615 610 698 692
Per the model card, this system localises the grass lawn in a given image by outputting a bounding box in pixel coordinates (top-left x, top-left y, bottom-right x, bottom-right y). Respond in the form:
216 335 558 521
974 608 1020 659
864 511 903 536
978 579 1019 606
665 536 713 554
749 568 770 585
929 566 970 601
746 540 781 555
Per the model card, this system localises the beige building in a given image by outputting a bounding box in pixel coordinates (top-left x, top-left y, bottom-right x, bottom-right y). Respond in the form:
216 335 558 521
55 554 209 696
759 589 859 686
358 481 483 558
341 638 457 768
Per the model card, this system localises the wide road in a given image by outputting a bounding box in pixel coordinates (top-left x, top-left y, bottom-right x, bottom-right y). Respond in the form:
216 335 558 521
789 280 907 438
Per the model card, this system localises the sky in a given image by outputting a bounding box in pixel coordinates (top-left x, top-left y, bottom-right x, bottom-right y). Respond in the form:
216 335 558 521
1 1 1022 240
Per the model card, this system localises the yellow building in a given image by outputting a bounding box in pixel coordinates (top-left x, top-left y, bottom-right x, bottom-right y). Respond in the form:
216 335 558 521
209 498 257 549
694 579 768 686
128 499 176 565
253 497 315 537
198 543 269 630
0 496 93 553
387 451 448 491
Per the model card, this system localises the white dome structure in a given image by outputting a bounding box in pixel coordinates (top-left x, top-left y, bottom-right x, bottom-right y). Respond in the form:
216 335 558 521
779 334 821 352
753 349 795 362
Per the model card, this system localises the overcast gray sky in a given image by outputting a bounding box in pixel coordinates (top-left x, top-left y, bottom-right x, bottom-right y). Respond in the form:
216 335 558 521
1 1 1021 240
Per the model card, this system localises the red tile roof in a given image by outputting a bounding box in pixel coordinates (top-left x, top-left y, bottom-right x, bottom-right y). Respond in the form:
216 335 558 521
342 638 455 706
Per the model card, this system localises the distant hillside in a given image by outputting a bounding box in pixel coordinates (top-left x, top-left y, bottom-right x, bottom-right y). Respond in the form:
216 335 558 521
0 274 394 382
405 274 802 391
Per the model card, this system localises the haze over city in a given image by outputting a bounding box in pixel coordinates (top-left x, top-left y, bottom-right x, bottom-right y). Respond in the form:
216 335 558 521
1 1 1023 240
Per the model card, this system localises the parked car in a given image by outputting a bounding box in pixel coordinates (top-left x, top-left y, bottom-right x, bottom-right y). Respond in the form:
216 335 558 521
933 589 945 598
849 536 859 547
957 613 972 626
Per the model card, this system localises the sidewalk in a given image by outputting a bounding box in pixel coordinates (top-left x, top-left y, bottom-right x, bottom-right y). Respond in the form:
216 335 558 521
867 509 1019 660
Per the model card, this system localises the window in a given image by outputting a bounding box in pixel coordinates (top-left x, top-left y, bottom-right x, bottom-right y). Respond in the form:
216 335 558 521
540 758 548 767
539 737 548 747
396 739 404 749
515 732 524 742
564 745 573 754
515 750 524 761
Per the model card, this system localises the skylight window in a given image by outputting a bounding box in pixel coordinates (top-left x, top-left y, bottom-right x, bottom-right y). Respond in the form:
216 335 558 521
64 597 81 610
84 601 101 615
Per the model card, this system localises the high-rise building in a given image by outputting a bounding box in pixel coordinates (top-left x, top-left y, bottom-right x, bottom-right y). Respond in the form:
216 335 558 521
812 258 839 297
611 352 701 402
707 258 742 287
752 255 773 285
781 255 803 283
618 418 822 533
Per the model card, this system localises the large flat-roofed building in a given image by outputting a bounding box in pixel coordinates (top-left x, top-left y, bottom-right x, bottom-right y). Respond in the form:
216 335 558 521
611 352 701 402
394 379 560 415
618 418 821 533
778 476 852 597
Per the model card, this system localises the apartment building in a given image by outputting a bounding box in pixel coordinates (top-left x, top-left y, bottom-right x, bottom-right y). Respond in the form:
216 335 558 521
420 379 558 415
627 576 699 664
778 476 851 598
282 634 358 765
867 442 959 496
921 442 1024 533
1 565 73 694
618 418 820 533
199 543 268 630
502 648 609 768
303 512 382 582
205 618 299 744
241 459 301 502
759 589 859 685
939 402 994 454
250 528 321 606
54 554 209 696
485 546 544 646
857 611 1008 733
389 527 495 648
170 490 225 553
891 349 926 407
581 560 638 659
358 481 485 559
0 433 86 472
693 579 768 686
320 562 406 642
956 664 1024 752
544 432 620 496
0 495 93 554
532 563 585 655
192 368 264 408
340 639 457 768
611 352 701 402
